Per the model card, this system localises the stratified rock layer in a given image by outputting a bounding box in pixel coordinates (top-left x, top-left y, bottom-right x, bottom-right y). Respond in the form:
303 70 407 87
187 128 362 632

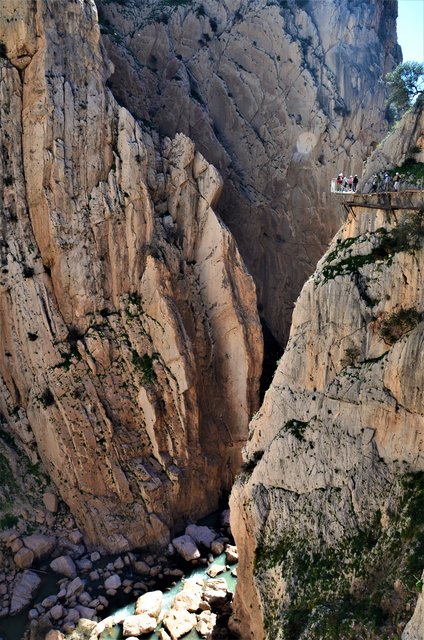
0 0 262 552
98 0 400 342
231 191 424 639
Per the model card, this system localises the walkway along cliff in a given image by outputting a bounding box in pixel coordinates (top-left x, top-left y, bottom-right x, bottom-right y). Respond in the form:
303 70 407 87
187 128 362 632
0 0 262 552
230 190 424 639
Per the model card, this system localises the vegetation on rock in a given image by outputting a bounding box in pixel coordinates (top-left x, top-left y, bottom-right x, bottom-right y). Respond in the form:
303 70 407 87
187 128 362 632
322 211 424 281
255 471 424 639
386 62 424 114
379 308 422 344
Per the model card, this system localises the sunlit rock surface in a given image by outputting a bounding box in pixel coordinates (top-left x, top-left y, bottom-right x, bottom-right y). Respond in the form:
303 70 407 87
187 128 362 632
231 191 424 639
0 0 262 552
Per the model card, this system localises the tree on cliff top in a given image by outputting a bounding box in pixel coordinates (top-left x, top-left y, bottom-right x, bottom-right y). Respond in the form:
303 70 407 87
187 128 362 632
386 62 424 114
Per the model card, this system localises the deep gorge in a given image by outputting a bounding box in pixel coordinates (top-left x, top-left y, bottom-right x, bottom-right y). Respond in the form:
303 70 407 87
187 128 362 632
0 0 423 639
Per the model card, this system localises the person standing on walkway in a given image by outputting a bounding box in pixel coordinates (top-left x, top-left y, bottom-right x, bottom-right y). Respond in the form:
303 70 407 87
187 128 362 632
394 172 400 192
384 173 390 191
353 175 359 192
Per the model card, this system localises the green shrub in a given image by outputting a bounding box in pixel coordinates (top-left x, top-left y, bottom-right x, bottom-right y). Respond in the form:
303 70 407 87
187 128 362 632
322 214 424 281
380 308 422 344
132 351 156 383
342 346 361 366
374 213 424 257
23 265 34 278
0 513 19 530
282 419 309 441
40 388 55 407
0 452 12 486
241 449 264 472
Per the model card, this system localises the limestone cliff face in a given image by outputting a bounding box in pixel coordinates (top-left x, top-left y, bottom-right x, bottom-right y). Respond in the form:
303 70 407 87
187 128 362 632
230 191 424 639
0 0 262 552
363 103 424 189
97 0 400 343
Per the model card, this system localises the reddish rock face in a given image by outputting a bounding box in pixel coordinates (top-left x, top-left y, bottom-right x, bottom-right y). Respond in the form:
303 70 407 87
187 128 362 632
0 0 262 552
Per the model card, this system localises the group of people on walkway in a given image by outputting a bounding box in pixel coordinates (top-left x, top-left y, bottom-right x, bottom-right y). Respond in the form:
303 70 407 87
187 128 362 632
335 173 359 192
370 172 401 193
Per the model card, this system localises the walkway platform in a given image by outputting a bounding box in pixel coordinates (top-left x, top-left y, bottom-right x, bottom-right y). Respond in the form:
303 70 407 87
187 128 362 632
332 190 424 213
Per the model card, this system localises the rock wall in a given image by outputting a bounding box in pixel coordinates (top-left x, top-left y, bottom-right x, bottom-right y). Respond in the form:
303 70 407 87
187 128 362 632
402 571 424 640
362 102 424 189
230 191 424 639
0 0 262 552
97 0 401 343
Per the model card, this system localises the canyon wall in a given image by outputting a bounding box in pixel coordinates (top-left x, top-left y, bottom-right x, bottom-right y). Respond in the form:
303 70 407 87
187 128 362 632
0 0 262 552
230 187 424 639
362 102 424 189
97 0 401 343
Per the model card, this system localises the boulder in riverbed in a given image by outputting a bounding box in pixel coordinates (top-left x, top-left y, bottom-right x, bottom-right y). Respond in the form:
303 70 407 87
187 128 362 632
196 610 217 636
49 604 64 621
225 544 238 564
14 547 34 569
210 540 225 556
185 525 216 549
207 564 225 578
122 613 157 636
10 570 41 615
66 577 84 599
104 574 121 590
203 578 228 605
50 555 77 578
173 578 203 612
135 590 163 618
133 560 151 575
171 535 200 562
75 604 97 620
21 534 56 560
93 615 116 635
163 608 197 639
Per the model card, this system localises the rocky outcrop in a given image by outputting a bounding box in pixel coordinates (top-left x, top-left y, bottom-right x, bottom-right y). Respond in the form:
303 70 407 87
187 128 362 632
0 0 262 552
362 103 424 189
230 191 424 639
97 0 400 342
402 572 424 640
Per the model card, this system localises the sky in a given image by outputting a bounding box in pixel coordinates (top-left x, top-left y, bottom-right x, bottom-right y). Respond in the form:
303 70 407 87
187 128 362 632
397 0 424 62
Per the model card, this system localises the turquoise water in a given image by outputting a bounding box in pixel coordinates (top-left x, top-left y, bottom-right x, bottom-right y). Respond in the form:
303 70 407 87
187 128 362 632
100 554 237 640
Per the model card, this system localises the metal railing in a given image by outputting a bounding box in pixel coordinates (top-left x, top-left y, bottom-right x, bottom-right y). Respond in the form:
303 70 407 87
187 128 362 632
330 179 358 194
331 178 424 194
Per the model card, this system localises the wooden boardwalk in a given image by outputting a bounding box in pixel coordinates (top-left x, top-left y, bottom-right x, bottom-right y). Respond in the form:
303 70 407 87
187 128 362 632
332 190 424 213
